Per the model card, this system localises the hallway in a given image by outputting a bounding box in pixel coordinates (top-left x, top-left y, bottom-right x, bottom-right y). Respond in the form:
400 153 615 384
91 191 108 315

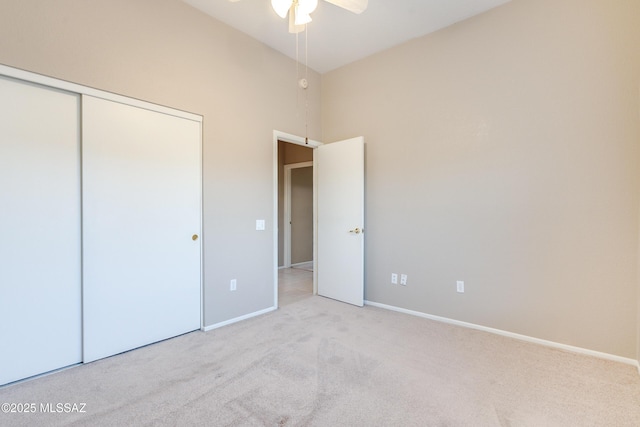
278 265 313 307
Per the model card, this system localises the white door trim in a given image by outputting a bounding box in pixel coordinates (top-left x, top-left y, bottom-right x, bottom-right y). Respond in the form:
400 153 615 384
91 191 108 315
272 131 322 308
0 64 201 122
284 161 313 268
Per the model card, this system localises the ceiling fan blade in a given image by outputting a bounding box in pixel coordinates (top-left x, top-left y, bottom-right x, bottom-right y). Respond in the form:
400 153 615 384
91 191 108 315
323 0 368 14
272 0 293 19
294 2 313 26
298 0 318 15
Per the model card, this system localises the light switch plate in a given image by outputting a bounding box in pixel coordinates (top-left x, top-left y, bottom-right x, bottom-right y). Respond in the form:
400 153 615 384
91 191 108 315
256 219 265 231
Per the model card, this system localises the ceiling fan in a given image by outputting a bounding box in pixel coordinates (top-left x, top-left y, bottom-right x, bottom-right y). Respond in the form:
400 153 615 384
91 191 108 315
231 0 368 33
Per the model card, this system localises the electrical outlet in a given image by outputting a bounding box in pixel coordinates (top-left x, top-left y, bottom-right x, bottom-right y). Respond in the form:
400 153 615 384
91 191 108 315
400 274 408 286
230 279 237 291
456 281 464 293
391 273 398 284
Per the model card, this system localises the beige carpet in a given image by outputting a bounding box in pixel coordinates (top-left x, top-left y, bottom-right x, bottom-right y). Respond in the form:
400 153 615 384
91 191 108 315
1 293 639 426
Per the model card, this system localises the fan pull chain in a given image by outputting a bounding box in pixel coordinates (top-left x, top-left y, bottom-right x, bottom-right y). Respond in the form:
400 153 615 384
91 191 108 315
294 21 310 144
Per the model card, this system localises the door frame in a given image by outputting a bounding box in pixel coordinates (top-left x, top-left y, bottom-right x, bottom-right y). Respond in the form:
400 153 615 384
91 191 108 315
284 161 313 268
273 131 322 308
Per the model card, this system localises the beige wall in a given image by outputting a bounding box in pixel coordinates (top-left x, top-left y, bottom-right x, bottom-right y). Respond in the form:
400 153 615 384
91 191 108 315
284 143 314 165
0 0 321 326
322 0 640 358
290 167 314 264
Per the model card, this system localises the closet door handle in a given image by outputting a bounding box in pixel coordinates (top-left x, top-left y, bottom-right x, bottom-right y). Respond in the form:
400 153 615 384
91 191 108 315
192 234 199 241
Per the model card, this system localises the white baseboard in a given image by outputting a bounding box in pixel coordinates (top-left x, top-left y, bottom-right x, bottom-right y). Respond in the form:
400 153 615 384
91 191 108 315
291 261 313 267
364 300 639 368
203 306 277 332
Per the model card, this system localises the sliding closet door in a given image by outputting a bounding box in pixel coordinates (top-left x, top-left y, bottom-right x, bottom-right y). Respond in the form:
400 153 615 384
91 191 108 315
82 96 201 363
0 76 81 385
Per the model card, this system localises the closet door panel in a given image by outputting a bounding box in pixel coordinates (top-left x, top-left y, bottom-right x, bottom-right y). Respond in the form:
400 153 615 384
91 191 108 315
0 76 82 385
82 96 201 363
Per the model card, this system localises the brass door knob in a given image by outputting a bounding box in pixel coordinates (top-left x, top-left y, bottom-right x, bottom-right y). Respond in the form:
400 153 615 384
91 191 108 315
349 228 361 234
192 234 199 241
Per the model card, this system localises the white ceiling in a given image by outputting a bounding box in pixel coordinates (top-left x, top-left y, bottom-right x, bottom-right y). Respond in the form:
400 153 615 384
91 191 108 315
183 0 511 74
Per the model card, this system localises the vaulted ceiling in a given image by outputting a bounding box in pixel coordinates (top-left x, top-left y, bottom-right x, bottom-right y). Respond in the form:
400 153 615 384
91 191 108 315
183 0 512 73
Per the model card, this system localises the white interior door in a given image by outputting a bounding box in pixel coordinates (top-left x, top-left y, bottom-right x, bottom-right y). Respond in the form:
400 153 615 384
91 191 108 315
317 137 364 306
82 96 201 363
0 76 82 385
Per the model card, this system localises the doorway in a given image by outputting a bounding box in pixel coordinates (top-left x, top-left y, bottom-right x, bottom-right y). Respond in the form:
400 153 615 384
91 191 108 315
273 130 365 309
273 132 320 307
